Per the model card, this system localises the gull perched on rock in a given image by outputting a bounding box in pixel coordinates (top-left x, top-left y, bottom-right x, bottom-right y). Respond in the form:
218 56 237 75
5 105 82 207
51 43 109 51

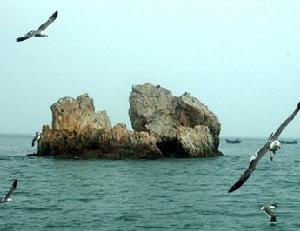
16 11 58 42
228 102 300 193
0 180 17 203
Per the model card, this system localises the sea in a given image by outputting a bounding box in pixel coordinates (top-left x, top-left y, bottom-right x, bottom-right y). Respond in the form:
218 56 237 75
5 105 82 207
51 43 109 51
0 135 300 231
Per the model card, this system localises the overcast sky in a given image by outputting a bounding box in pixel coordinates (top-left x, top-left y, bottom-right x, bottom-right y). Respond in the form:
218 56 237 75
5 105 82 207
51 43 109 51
1 0 300 137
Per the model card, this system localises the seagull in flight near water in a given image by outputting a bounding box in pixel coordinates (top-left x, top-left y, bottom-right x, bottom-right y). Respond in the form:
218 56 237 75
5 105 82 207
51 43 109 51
32 131 40 147
228 102 300 193
0 180 17 203
16 11 58 42
261 204 277 223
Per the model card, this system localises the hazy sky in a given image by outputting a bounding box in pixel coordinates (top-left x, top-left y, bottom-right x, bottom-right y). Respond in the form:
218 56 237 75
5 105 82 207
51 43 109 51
1 0 300 137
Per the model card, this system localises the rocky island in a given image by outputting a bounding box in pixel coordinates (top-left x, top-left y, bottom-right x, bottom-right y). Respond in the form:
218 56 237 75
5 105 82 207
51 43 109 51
37 83 222 159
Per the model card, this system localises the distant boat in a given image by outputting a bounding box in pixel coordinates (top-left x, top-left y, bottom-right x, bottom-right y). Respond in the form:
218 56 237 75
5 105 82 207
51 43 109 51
279 140 298 144
225 138 241 144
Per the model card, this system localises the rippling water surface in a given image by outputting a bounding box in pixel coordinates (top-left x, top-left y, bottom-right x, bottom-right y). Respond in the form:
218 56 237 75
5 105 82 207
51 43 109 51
1 135 300 230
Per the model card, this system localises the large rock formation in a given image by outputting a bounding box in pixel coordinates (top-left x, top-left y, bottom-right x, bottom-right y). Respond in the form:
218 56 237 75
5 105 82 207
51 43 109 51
129 83 222 157
37 94 162 159
37 84 222 159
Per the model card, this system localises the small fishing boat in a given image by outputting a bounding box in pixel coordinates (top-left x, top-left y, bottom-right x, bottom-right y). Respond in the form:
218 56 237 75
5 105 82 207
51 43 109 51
225 138 241 144
279 140 298 144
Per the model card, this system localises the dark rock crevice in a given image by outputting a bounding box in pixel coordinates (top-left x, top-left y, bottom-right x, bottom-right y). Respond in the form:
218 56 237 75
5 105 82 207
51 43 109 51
156 139 190 158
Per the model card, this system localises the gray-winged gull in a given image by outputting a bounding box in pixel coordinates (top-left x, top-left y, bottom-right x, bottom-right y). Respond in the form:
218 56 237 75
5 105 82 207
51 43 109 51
228 102 300 193
16 11 58 42
31 131 40 147
0 180 17 203
261 204 277 223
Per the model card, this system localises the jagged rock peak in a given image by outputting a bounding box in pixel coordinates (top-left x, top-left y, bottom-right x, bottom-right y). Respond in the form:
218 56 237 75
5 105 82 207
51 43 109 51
50 93 111 132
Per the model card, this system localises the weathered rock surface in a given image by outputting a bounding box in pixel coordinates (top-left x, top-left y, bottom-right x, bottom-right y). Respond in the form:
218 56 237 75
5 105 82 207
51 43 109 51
129 83 222 157
37 95 162 159
51 94 111 132
177 125 218 157
37 83 222 159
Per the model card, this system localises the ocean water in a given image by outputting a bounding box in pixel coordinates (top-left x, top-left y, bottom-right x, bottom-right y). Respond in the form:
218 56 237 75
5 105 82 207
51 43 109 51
0 135 300 230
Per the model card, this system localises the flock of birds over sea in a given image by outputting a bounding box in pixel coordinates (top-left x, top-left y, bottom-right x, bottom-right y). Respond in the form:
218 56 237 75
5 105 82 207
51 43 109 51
1 10 299 226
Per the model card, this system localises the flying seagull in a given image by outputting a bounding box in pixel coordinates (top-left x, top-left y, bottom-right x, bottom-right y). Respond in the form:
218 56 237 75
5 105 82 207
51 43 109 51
261 204 277 223
32 131 39 147
228 102 300 193
0 180 17 203
16 11 58 42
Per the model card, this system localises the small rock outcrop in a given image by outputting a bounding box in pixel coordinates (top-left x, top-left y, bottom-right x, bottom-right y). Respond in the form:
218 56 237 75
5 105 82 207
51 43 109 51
129 83 222 157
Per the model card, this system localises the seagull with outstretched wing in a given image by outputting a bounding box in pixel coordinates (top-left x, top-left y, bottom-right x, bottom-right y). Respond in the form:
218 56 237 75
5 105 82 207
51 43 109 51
0 180 17 203
16 11 58 42
32 131 39 147
261 204 277 223
228 102 300 193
